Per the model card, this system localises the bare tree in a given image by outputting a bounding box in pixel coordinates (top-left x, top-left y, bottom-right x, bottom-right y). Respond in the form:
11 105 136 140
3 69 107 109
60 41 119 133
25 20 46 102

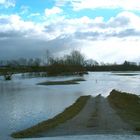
65 50 85 65
44 50 54 65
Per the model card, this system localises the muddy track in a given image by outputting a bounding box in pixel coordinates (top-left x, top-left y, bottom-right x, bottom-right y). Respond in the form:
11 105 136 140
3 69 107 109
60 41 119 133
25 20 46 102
40 95 133 137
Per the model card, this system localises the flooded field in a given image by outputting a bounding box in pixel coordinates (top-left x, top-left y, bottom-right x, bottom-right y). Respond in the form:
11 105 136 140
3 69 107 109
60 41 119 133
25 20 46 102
0 72 140 139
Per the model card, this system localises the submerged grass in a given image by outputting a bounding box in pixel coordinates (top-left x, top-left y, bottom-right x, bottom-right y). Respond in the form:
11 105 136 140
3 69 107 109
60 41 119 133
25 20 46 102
38 78 85 85
113 74 139 76
108 89 140 131
11 95 90 138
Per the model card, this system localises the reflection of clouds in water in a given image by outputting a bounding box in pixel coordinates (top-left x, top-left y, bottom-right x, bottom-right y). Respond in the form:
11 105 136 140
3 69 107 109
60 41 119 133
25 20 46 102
0 75 81 137
0 80 22 93
0 72 140 138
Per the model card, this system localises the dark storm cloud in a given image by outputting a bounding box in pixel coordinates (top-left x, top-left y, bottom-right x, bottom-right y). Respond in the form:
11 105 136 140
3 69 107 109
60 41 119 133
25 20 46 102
0 31 23 39
1 27 139 60
0 33 78 60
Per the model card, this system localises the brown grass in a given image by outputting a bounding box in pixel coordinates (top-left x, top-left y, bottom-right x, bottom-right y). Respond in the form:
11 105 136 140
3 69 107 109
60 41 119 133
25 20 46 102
38 78 85 85
108 89 140 131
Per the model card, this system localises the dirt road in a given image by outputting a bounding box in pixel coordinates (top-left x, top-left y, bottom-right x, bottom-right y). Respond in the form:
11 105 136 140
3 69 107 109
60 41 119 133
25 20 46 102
40 95 133 137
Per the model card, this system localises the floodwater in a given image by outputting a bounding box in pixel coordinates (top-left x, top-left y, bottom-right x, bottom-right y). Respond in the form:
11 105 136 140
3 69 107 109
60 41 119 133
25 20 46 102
0 72 140 139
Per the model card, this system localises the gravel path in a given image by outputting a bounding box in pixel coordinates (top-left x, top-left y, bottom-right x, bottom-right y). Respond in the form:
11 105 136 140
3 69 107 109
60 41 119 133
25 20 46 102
40 95 133 137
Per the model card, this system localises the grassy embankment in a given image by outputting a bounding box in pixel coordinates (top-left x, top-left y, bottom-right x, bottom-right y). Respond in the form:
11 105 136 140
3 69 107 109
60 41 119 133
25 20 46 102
38 78 85 85
11 95 91 138
108 90 140 132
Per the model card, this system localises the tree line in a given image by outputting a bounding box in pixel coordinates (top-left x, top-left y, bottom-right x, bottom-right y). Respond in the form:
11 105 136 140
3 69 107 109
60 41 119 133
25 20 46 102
0 50 140 76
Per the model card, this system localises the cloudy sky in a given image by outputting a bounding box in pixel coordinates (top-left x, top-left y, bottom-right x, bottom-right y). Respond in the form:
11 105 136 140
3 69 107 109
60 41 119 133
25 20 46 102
0 0 140 63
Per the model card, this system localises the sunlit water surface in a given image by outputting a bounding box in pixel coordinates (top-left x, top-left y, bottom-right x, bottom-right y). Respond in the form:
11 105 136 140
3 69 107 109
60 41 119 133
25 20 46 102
0 72 140 139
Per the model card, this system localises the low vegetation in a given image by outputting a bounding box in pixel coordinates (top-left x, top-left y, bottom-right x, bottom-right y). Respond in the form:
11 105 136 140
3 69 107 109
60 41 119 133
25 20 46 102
0 50 87 77
1 50 140 79
108 90 140 132
38 78 85 85
11 95 90 138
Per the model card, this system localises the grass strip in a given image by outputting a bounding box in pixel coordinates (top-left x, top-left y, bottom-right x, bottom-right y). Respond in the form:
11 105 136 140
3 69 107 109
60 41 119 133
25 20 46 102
11 95 90 138
108 89 140 132
38 78 85 85
113 74 139 76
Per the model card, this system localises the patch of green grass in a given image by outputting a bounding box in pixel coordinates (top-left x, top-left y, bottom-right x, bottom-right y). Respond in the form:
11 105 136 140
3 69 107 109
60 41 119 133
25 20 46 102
108 89 140 131
38 78 85 85
11 95 90 138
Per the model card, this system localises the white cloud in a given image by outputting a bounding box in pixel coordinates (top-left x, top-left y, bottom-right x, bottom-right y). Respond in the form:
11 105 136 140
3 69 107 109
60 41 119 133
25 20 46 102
45 7 63 17
44 11 140 40
42 11 140 63
0 0 15 8
116 12 140 30
66 0 140 11
81 37 140 63
0 11 140 62
0 14 47 40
